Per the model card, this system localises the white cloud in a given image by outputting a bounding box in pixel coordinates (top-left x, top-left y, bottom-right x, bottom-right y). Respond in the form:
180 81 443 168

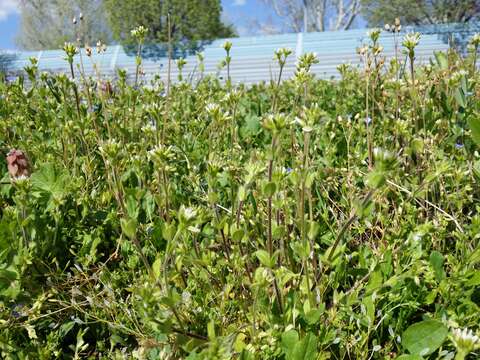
0 0 19 21
233 0 246 6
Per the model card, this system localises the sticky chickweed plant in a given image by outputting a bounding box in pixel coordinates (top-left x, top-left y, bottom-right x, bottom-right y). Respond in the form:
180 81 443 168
1 24 480 360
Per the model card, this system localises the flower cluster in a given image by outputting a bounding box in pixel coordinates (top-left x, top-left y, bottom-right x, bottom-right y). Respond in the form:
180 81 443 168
274 48 293 67
63 42 78 64
131 26 149 43
402 32 421 57
450 327 480 358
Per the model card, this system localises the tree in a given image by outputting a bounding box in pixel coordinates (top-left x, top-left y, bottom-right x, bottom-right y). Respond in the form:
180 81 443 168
362 0 480 26
103 0 236 46
17 0 111 51
261 0 361 33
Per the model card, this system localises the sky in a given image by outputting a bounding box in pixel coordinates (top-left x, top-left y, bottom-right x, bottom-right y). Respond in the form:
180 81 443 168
0 0 281 50
0 0 331 50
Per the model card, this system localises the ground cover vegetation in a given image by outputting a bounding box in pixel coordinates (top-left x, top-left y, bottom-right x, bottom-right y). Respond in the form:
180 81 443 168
1 24 480 359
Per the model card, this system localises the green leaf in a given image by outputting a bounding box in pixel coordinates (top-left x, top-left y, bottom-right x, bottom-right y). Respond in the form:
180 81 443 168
142 191 156 221
152 257 162 280
429 251 445 281
281 330 299 358
161 223 176 242
31 163 69 197
255 250 273 268
304 309 322 325
468 117 480 147
411 138 424 154
402 319 448 356
454 87 466 109
434 51 448 70
31 163 70 210
291 241 310 259
366 170 385 189
396 355 423 360
125 193 140 220
291 332 317 360
238 185 247 201
466 271 480 287
239 349 254 360
207 320 216 340
263 181 277 197
120 218 137 239
232 228 244 243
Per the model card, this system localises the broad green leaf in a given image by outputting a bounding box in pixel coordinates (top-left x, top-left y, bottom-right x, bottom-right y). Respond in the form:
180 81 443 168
232 228 244 242
396 355 423 360
152 257 162 280
234 333 247 352
434 51 448 70
429 251 445 281
31 163 69 197
125 193 140 220
304 309 323 325
142 191 156 221
468 246 480 265
238 185 247 201
454 87 466 109
120 218 137 239
290 332 317 360
366 268 383 293
255 250 273 268
239 349 254 360
263 181 277 197
31 163 70 211
281 330 299 358
366 170 385 189
466 271 480 287
207 320 216 340
468 117 480 147
411 138 424 154
402 319 448 356
161 223 176 242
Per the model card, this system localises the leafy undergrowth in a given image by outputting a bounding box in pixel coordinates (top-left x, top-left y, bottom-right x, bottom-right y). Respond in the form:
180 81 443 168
1 31 480 359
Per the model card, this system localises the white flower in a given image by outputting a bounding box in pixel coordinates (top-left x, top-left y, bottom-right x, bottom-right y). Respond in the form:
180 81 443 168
99 139 120 158
182 291 192 306
141 122 157 134
451 327 480 355
13 175 30 183
205 102 221 117
402 32 421 52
